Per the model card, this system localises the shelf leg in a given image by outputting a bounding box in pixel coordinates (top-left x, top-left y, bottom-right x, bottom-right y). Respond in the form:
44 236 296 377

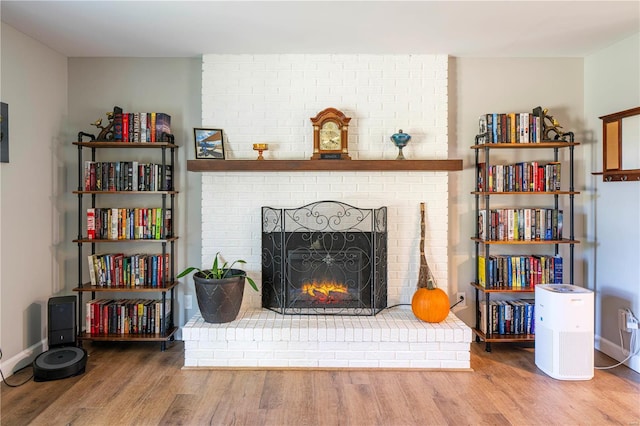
485 342 492 352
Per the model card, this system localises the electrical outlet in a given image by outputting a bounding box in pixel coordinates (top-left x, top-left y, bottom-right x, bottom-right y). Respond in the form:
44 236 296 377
625 309 639 331
618 308 627 331
620 308 639 332
456 292 466 308
185 295 193 310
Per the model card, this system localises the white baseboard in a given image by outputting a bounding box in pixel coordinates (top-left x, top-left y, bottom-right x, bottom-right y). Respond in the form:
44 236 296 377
0 340 46 382
596 333 639 373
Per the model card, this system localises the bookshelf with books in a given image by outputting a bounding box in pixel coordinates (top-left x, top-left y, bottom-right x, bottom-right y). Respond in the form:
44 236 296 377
472 110 579 352
73 112 178 350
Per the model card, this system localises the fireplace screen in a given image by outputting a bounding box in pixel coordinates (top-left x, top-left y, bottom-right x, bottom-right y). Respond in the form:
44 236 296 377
262 201 387 315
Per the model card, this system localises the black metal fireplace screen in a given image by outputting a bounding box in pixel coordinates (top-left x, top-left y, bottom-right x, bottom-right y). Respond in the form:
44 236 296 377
262 201 387 315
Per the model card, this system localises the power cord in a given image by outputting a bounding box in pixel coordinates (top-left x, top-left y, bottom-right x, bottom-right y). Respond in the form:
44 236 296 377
0 348 34 387
595 323 640 370
383 303 411 311
385 297 464 311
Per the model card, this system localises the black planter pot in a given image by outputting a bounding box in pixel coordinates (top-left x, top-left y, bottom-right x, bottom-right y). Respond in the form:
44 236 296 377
193 269 246 323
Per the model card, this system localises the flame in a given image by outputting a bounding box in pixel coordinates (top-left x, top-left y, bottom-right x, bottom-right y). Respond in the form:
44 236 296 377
301 280 349 303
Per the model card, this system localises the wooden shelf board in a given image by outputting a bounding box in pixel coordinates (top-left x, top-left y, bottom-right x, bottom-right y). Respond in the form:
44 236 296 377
73 281 179 292
73 190 178 195
471 237 579 245
74 237 178 243
471 191 580 195
187 159 463 172
471 142 579 149
472 328 535 342
73 141 178 149
470 282 535 293
78 327 178 342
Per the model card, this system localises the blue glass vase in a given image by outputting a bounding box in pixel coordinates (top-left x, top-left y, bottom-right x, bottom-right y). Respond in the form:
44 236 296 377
390 129 411 160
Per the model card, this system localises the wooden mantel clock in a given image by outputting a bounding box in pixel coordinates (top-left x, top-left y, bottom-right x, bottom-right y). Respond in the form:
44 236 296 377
310 108 351 160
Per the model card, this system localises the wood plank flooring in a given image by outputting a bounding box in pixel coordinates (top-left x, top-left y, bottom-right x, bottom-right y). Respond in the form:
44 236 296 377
2 340 639 425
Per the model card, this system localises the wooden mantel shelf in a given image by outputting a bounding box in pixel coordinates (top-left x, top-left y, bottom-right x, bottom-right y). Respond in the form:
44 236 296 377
187 159 463 172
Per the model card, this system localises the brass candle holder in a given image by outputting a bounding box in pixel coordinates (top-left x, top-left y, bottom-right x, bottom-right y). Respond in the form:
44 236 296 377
252 143 268 160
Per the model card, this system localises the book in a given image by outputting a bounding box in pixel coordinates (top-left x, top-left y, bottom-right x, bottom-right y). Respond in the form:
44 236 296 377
478 210 487 240
87 208 96 239
113 106 123 142
87 254 97 286
553 255 563 283
122 113 129 142
478 115 488 144
557 210 563 239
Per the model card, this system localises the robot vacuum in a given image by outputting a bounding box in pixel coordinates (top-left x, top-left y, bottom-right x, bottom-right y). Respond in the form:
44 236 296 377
33 346 87 381
33 296 88 382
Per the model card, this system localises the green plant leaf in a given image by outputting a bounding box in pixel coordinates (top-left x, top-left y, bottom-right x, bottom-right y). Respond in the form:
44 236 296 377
177 252 259 292
176 266 200 278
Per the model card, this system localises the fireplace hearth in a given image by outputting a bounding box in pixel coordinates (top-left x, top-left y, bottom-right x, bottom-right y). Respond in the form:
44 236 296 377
262 201 387 315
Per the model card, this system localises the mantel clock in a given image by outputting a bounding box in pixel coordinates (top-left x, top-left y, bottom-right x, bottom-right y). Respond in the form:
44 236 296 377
310 108 351 160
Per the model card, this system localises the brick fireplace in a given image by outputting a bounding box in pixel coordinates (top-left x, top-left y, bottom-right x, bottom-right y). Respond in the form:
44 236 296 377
181 54 471 369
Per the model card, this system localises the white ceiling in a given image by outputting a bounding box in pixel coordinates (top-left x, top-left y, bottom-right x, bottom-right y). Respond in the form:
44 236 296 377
1 1 639 58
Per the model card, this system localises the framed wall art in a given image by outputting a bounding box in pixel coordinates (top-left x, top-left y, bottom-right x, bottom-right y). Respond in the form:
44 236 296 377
194 128 225 159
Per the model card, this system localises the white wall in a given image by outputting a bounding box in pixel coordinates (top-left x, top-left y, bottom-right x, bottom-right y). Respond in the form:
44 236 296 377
0 23 68 375
450 58 585 325
200 54 451 309
584 33 640 372
66 57 202 336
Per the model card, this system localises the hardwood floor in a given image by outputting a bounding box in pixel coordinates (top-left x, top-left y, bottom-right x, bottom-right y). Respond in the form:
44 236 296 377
2 340 639 425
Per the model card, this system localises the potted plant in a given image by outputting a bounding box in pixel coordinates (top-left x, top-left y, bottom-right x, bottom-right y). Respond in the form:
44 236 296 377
177 252 258 323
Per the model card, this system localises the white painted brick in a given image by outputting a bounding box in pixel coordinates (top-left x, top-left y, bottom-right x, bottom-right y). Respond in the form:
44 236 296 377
183 358 198 367
242 350 275 360
335 351 366 360
314 351 337 360
441 343 471 351
227 359 263 367
258 359 289 367
379 360 413 368
214 350 246 360
319 359 350 368
199 359 228 367
426 351 457 361
198 340 229 350
410 360 443 368
441 360 471 369
189 349 215 360
348 360 380 368
410 343 442 351
183 310 470 370
395 351 426 360
456 351 471 361
288 359 320 368
201 54 450 309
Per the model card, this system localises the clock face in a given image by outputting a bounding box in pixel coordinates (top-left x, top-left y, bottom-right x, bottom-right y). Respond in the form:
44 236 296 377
319 121 341 150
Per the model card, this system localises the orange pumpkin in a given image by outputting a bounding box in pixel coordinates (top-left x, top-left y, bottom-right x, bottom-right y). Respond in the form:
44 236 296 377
411 286 450 323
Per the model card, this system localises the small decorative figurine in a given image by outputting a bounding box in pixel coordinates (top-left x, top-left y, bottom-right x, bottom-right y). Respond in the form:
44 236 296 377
91 110 116 141
252 143 268 160
390 129 411 160
533 106 570 141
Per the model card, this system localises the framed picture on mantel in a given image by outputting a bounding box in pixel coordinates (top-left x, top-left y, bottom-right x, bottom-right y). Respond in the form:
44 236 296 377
194 128 225 159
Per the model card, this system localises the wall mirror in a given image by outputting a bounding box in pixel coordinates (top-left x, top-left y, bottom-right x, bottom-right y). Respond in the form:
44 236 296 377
597 106 640 182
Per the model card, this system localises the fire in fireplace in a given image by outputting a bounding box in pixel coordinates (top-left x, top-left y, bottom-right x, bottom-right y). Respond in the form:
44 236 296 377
262 201 387 315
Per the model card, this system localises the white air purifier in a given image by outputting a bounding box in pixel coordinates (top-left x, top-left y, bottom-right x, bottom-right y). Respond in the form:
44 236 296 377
535 284 594 380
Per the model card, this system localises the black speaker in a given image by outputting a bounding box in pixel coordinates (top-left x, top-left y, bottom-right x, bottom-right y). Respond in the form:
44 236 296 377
33 296 87 382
